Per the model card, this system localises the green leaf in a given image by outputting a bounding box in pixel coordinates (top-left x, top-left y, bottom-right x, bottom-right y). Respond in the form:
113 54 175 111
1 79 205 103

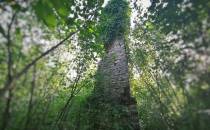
51 0 70 18
34 0 57 28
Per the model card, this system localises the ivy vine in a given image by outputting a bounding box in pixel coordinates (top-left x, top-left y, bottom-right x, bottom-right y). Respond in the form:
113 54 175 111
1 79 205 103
98 0 130 49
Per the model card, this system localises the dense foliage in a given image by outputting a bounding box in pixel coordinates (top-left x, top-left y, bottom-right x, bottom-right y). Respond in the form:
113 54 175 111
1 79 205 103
130 0 210 129
0 0 209 130
98 0 130 49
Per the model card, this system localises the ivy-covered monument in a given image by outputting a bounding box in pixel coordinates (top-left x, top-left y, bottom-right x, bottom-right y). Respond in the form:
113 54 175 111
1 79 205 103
87 0 140 129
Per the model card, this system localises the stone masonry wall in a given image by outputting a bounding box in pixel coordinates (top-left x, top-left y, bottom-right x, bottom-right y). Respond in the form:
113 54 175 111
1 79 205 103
97 37 130 102
96 37 140 130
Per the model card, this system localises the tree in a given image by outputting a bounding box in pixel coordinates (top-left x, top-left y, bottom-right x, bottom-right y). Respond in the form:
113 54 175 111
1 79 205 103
130 0 210 129
0 0 209 130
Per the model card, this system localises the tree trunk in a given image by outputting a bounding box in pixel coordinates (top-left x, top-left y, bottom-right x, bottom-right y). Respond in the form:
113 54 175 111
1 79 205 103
25 65 36 130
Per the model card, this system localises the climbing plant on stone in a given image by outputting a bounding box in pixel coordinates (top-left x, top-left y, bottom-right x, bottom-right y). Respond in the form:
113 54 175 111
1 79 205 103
98 0 130 49
85 0 141 129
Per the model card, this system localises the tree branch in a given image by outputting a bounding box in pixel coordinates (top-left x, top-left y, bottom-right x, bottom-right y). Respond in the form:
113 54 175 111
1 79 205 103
6 11 18 84
15 31 77 79
0 31 78 97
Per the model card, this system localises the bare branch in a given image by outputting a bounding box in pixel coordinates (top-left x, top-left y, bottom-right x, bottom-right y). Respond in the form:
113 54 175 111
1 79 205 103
7 11 18 37
15 31 77 79
0 31 78 97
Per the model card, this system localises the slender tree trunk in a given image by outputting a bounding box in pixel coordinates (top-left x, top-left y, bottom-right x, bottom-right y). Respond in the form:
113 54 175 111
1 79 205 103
0 42 13 130
24 65 36 130
1 12 16 130
1 90 13 130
